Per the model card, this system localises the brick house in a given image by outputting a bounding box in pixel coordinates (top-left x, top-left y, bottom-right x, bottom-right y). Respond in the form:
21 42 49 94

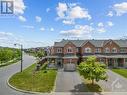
47 39 127 69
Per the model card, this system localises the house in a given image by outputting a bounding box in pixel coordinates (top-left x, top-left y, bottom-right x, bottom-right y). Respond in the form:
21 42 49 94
47 39 127 69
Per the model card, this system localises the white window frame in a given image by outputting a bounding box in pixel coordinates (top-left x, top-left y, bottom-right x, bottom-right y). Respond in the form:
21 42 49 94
95 48 101 53
105 48 110 53
85 47 91 53
67 47 73 53
57 48 62 53
112 48 117 53
120 48 126 53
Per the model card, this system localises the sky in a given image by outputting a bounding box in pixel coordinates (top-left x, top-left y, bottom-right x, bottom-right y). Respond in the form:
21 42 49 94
0 0 127 48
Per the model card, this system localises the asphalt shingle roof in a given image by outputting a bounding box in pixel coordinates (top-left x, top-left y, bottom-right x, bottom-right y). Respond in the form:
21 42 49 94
54 39 127 47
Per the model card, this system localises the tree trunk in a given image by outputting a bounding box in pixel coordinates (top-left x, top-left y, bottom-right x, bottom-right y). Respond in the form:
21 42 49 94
92 79 94 85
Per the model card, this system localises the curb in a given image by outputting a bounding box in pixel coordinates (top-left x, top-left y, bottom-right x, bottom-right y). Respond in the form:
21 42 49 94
7 74 52 95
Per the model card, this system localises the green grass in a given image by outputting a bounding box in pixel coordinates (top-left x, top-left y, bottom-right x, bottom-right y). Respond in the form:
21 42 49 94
0 58 20 67
112 69 127 78
84 79 102 92
9 63 57 92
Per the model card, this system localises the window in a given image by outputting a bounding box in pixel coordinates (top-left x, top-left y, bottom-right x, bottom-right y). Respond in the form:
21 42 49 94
105 48 110 53
120 48 126 53
85 47 91 53
95 48 101 53
57 48 62 53
112 48 117 53
126 59 127 62
67 47 73 53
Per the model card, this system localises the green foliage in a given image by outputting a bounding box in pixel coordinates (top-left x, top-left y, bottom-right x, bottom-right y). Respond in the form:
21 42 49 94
78 56 108 84
0 48 21 64
41 63 47 70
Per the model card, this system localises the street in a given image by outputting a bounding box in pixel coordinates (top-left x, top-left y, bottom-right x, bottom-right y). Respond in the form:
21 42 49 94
0 54 36 95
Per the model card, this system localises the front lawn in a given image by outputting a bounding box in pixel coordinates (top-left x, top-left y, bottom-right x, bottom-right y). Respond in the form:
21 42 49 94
112 69 127 78
9 63 57 92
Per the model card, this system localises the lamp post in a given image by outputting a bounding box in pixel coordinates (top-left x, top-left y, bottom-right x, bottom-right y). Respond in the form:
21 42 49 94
14 43 23 72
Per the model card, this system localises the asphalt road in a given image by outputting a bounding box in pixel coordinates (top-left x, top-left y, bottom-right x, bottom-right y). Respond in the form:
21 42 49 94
0 54 36 95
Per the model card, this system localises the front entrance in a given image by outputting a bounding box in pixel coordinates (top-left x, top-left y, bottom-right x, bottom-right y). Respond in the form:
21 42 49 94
118 58 124 67
57 59 63 68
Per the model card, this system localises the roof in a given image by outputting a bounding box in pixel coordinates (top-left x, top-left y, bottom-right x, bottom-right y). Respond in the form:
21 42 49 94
54 39 127 47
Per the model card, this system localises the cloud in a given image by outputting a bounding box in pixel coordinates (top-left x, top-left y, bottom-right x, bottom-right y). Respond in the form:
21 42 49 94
50 28 54 31
113 2 127 16
40 27 45 31
0 32 13 37
60 25 94 37
35 16 42 22
107 21 114 27
3 0 26 15
22 25 34 29
18 16 26 22
62 20 74 25
56 3 68 18
97 28 106 33
98 22 104 27
56 2 91 25
107 11 113 17
46 8 50 12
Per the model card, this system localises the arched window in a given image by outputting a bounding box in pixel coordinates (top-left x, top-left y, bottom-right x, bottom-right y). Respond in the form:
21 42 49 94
112 48 117 53
105 48 110 53
85 47 91 53
67 47 73 53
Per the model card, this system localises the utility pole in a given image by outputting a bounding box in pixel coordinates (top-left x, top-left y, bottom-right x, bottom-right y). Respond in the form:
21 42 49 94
14 43 23 72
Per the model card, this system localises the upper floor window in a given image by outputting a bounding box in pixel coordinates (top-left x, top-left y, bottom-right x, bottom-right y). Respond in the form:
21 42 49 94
120 48 126 53
67 47 73 53
95 48 101 53
112 48 117 53
85 47 91 53
57 48 62 53
105 48 110 53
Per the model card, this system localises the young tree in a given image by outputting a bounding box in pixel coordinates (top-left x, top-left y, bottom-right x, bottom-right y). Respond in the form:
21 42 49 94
78 56 108 85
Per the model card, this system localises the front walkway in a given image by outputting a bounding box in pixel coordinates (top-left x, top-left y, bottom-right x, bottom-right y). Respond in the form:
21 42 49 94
55 69 88 92
98 70 127 92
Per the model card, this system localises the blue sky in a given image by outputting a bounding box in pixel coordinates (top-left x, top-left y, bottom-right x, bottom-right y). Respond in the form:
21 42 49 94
0 0 127 48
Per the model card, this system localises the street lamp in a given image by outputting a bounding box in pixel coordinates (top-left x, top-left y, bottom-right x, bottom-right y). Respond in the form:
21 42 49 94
14 43 23 72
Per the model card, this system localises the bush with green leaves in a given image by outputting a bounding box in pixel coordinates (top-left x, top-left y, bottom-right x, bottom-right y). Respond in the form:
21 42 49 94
0 48 21 64
78 56 108 85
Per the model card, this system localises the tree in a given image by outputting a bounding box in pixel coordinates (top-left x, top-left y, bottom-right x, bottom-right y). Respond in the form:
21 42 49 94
78 56 108 85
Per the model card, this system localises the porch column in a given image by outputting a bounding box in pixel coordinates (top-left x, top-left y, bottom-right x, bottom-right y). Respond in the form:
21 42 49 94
124 58 127 68
105 58 108 67
114 58 118 68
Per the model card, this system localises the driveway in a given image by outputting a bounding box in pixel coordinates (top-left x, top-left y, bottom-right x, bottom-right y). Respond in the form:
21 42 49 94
0 54 36 95
98 70 127 92
55 69 88 92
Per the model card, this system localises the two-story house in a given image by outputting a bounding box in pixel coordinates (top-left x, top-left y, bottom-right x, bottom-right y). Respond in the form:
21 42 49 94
47 39 127 69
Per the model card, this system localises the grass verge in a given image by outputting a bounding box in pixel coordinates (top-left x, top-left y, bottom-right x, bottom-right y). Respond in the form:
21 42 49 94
9 63 57 93
0 58 20 67
112 69 127 78
83 79 102 92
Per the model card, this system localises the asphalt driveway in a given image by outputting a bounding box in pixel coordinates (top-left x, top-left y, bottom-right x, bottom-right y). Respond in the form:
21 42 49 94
55 69 88 92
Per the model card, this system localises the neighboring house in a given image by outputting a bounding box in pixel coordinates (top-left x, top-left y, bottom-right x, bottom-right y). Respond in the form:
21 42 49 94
47 39 127 69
